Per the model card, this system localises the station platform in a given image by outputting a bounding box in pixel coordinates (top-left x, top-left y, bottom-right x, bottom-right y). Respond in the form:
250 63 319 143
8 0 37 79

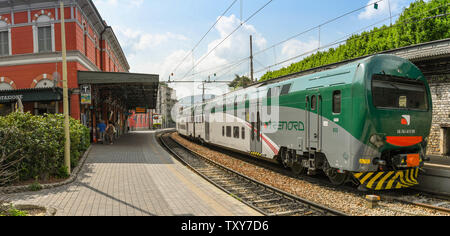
415 155 450 196
0 131 261 216
426 155 450 168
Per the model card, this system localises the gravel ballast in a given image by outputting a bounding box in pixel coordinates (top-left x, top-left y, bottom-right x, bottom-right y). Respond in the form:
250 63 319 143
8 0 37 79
171 133 449 216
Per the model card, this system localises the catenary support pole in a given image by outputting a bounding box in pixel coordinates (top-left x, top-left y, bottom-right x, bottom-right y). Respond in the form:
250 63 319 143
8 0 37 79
60 1 71 175
250 35 254 82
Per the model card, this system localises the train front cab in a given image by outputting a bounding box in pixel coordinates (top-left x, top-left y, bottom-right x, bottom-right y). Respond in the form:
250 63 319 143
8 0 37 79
353 55 433 191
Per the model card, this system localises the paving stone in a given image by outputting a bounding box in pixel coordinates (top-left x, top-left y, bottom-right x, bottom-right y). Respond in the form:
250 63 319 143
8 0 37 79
1 131 261 216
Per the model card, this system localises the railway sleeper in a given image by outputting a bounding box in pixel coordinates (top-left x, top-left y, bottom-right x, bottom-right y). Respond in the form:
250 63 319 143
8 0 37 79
253 198 283 204
258 203 295 210
200 170 224 175
229 187 246 195
210 177 234 182
268 208 309 217
241 193 276 200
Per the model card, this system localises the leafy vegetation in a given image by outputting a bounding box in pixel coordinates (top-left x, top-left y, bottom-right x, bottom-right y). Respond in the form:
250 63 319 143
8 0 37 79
0 203 28 217
0 112 90 186
260 0 450 81
229 74 253 89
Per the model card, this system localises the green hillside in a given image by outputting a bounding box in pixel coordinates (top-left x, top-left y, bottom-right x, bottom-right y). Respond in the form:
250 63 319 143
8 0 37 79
259 0 450 82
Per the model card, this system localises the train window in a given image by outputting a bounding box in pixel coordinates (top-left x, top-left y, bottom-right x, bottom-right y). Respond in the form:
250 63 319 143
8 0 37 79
311 95 317 111
267 88 272 98
226 126 232 138
372 75 428 111
233 126 240 139
222 126 225 137
333 91 341 114
242 127 245 140
280 84 292 95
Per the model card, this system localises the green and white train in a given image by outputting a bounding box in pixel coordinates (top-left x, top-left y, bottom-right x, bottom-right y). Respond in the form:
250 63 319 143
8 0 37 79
176 55 432 191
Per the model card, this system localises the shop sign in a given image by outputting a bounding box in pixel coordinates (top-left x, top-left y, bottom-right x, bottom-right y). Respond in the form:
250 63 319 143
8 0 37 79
135 107 147 114
0 94 23 103
80 84 92 105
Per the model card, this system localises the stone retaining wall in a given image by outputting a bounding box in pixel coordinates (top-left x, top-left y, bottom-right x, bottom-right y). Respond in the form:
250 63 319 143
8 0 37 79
427 75 450 155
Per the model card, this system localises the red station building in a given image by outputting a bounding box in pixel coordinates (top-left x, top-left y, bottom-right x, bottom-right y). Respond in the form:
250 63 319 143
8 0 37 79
0 0 158 141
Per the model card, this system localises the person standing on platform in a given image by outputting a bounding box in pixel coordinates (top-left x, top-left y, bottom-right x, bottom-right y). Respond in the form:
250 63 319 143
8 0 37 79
106 121 116 145
97 120 106 144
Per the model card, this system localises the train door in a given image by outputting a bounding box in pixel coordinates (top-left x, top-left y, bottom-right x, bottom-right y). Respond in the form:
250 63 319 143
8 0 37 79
307 92 322 152
192 109 196 138
186 121 189 134
205 122 210 141
250 93 262 155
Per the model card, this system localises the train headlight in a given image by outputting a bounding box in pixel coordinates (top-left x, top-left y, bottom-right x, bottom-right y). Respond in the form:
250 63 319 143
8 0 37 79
370 134 384 148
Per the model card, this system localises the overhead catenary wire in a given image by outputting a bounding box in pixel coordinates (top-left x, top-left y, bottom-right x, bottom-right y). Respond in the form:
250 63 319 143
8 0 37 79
254 11 450 75
180 1 449 85
171 0 239 76
180 0 388 81
181 0 274 80
253 0 387 57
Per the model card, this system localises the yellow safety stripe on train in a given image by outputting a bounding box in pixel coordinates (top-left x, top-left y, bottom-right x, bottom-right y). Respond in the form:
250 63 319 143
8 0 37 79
353 168 419 190
250 152 263 157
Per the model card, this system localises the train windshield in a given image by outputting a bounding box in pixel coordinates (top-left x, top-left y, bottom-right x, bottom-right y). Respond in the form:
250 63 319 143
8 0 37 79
371 74 428 111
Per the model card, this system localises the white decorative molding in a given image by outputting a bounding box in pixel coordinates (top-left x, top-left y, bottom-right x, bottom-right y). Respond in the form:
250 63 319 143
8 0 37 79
8 27 11 55
51 23 55 52
0 51 100 72
32 25 38 53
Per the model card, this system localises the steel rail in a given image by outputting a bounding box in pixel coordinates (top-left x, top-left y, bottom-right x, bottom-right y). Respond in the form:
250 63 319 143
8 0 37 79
158 131 348 216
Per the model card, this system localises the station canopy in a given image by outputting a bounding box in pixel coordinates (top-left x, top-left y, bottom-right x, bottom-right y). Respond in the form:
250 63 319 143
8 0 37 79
77 71 159 110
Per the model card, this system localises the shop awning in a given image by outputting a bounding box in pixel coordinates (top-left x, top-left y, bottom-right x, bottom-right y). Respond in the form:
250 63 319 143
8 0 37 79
77 71 159 109
0 87 63 104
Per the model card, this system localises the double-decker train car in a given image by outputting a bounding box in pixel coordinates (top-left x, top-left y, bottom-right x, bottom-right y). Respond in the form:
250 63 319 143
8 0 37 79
176 54 432 191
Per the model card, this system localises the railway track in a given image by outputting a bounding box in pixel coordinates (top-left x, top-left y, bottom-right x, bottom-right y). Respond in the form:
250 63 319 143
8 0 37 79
382 191 450 214
158 132 347 216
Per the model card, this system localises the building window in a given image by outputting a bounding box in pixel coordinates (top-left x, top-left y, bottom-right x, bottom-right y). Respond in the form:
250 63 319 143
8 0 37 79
0 31 8 56
38 26 52 53
34 15 54 53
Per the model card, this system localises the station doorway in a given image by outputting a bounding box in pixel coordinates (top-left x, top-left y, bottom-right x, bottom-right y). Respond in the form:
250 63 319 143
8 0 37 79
77 71 159 143
443 127 450 156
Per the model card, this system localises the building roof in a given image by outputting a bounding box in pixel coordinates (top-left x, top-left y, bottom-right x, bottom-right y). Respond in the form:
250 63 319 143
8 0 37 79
78 71 159 109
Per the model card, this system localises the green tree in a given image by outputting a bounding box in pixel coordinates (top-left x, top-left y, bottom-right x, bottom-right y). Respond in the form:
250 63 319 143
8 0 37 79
258 0 449 82
229 74 253 89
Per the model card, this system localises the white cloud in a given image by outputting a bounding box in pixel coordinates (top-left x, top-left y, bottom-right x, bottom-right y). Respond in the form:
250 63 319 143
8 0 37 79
118 28 188 51
280 39 319 62
96 12 268 99
207 15 267 63
148 14 269 99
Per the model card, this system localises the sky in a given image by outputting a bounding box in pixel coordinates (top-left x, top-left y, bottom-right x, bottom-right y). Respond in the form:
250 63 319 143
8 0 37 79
92 0 423 100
